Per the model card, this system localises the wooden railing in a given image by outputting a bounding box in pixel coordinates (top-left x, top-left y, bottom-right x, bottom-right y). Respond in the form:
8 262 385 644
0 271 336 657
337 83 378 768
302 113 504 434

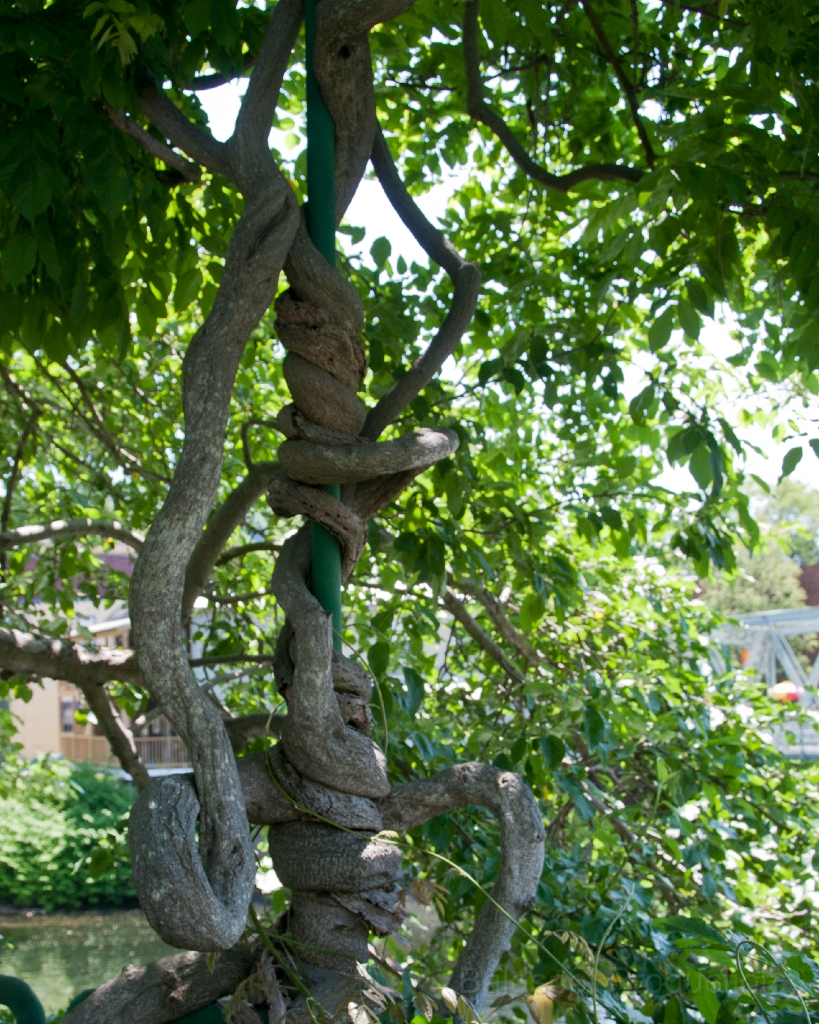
60 733 190 768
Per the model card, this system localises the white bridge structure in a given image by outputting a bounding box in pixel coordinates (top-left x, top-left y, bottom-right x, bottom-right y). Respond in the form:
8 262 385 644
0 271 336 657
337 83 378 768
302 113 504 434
713 606 819 759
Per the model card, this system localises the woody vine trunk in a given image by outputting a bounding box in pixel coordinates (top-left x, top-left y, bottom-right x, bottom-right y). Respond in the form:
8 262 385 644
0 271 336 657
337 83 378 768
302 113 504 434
51 1 545 1019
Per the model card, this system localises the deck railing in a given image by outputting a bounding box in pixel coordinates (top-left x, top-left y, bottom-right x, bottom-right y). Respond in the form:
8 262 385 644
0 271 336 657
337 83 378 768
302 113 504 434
60 733 190 768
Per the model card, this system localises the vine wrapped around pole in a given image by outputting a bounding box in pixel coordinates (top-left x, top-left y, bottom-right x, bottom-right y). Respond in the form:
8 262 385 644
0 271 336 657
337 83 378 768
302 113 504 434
304 0 343 651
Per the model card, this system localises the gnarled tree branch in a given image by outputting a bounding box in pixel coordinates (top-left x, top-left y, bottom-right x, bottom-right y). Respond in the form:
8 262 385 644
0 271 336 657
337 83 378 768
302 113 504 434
138 83 234 180
0 626 141 688
80 681 150 791
216 540 281 565
377 763 545 1012
462 0 643 190
230 0 304 186
128 71 301 946
61 945 258 1024
0 627 148 788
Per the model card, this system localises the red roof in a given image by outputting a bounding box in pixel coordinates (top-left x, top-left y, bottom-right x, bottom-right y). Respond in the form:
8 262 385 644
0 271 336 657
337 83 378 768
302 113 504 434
800 564 819 607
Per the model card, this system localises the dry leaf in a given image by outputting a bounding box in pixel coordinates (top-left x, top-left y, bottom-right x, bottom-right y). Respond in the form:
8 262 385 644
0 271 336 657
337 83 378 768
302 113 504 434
526 987 554 1024
441 987 460 1014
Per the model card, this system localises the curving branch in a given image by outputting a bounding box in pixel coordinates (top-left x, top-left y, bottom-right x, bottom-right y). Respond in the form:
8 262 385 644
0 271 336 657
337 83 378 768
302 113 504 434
105 101 201 183
580 0 656 168
377 763 546 1012
0 626 141 688
224 710 285 752
61 945 258 1024
462 0 643 190
1 407 37 538
187 53 257 91
216 540 281 565
182 461 281 622
80 681 150 790
128 85 300 948
0 627 148 787
278 427 459 486
0 518 144 553
365 129 482 440
452 578 541 670
442 590 525 685
138 82 234 180
313 0 420 220
231 0 304 181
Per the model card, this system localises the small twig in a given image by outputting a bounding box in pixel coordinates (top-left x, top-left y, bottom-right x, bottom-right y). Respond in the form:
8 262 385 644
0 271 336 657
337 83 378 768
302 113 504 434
105 100 201 183
462 0 644 188
580 0 656 168
452 577 541 670
442 590 525 685
366 128 481 440
0 518 144 553
188 654 275 667
216 540 281 565
1 408 37 536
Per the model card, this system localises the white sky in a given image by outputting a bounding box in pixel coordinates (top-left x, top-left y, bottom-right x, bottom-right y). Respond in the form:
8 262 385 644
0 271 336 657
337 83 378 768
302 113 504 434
197 81 818 494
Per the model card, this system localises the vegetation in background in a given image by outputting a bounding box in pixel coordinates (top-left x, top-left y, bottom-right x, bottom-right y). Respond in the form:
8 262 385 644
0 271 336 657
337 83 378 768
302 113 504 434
0 756 135 910
1 0 819 1020
703 544 808 618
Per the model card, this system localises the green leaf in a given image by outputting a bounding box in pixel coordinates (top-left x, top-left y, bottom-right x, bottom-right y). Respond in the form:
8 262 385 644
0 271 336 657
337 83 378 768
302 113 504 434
520 591 546 630
686 279 713 318
629 383 656 423
677 300 702 339
403 666 425 717
184 0 211 35
584 706 606 747
540 734 566 769
664 997 684 1024
87 846 113 880
1 232 37 287
11 162 53 222
682 966 719 1024
34 218 61 282
368 640 390 680
689 445 713 490
655 916 727 944
0 65 25 105
370 236 392 268
780 446 803 479
810 439 819 459
649 308 675 352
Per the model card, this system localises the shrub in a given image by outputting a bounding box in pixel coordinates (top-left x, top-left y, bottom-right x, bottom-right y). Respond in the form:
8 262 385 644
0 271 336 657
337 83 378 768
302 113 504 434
0 756 136 909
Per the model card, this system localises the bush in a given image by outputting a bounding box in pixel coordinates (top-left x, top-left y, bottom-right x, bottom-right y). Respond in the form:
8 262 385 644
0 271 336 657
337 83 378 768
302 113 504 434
0 755 136 909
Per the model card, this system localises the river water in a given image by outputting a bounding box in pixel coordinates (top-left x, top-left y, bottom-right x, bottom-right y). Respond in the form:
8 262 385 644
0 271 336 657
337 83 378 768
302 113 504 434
0 909 178 1014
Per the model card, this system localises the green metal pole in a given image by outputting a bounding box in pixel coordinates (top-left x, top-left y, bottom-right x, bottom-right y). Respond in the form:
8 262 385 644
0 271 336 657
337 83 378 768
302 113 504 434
304 0 343 651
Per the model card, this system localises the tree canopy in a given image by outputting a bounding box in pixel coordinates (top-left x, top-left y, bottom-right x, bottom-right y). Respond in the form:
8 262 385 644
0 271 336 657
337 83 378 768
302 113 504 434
1 0 819 1023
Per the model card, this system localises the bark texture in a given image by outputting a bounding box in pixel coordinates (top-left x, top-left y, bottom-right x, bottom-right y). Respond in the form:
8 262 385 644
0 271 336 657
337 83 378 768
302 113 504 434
46 0 547 1016
61 946 258 1024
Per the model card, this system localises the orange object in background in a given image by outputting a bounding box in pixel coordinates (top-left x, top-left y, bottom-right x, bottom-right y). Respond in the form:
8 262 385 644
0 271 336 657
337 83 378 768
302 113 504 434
740 649 750 665
770 680 800 703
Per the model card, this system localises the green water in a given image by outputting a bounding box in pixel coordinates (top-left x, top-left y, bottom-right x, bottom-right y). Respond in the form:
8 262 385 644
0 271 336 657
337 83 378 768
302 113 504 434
0 909 179 1014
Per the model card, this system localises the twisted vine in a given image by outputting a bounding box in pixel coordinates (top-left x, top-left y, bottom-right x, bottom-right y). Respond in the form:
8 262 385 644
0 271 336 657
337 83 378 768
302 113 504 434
88 0 543 1017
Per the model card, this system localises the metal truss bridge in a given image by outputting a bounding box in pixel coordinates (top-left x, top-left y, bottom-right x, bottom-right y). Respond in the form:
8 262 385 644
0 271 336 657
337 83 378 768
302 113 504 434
713 606 819 759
